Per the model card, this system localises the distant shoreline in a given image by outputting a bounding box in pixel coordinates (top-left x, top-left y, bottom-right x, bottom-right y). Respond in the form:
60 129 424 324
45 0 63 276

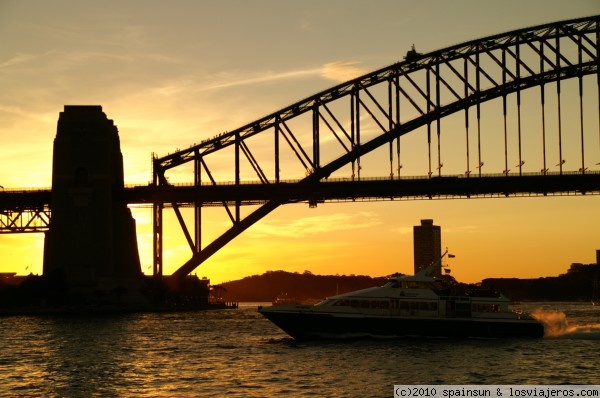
221 264 600 303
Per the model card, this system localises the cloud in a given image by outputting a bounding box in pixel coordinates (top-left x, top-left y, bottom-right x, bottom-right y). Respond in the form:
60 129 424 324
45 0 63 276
0 53 40 70
392 226 414 235
320 61 367 82
195 61 367 93
0 104 54 123
197 68 322 92
246 211 381 238
444 225 480 233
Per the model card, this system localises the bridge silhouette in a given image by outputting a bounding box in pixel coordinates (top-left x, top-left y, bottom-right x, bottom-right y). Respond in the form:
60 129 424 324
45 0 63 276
1 15 599 283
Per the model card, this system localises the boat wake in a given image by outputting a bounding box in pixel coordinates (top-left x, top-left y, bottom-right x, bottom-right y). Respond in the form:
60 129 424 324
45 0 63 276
531 310 600 339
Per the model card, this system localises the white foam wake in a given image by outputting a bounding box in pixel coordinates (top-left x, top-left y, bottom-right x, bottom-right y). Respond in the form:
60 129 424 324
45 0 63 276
531 310 600 339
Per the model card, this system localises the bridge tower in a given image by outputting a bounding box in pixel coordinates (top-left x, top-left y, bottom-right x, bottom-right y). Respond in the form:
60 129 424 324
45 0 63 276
43 105 142 297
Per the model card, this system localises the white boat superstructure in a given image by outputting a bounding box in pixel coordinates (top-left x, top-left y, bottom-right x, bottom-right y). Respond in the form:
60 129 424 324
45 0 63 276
259 252 544 340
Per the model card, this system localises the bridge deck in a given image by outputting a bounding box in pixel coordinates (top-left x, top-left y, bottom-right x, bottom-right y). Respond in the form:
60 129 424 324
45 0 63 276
1 173 598 212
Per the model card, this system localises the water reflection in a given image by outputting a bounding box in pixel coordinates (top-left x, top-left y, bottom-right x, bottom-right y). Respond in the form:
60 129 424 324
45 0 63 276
41 315 133 396
1 304 599 397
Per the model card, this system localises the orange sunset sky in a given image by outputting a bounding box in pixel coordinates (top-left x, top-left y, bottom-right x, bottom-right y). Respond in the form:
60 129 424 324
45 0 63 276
0 0 599 284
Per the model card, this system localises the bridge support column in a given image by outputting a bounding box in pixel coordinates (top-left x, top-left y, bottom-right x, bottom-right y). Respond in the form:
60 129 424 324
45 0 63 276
153 202 163 278
43 106 143 303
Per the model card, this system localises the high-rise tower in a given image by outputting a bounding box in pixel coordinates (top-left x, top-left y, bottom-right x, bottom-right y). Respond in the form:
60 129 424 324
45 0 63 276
43 106 142 296
413 219 442 276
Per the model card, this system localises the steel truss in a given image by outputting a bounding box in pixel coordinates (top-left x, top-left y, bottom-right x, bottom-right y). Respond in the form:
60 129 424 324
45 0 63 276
0 207 50 234
152 15 600 280
0 189 52 233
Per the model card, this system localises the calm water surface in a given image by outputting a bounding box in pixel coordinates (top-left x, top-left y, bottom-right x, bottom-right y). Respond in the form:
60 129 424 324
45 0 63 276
0 302 599 397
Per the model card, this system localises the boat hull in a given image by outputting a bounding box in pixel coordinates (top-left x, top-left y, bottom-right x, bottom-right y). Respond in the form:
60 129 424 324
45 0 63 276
259 307 545 340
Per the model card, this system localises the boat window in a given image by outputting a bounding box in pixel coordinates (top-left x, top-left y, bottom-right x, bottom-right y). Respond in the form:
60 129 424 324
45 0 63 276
394 300 437 312
347 299 391 309
419 302 437 311
472 303 500 313
401 281 425 289
376 300 389 309
455 302 472 317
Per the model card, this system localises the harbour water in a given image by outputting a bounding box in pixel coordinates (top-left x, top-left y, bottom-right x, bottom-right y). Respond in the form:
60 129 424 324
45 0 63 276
0 302 599 397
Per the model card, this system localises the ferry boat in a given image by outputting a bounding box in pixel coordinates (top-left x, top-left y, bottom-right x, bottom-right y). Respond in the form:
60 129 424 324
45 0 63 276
258 253 544 340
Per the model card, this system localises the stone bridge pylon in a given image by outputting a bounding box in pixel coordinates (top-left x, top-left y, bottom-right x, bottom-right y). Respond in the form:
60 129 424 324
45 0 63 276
43 105 143 298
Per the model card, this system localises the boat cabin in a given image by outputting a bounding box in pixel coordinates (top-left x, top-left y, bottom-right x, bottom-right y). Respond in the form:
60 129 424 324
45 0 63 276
313 272 517 320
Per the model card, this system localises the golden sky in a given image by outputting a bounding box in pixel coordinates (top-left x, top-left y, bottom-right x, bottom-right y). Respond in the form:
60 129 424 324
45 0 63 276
0 0 599 284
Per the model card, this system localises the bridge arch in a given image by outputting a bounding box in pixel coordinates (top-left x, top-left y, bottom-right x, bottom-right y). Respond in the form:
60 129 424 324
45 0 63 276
151 15 600 280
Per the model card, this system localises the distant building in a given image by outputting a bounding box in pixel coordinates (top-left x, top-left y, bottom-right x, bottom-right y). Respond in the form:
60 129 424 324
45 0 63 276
413 219 442 277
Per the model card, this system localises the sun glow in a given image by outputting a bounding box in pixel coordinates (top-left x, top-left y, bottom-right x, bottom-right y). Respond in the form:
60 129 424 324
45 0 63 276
1 2 598 284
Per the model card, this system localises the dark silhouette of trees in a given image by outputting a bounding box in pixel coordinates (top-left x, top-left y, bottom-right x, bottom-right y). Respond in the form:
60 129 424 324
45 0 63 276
222 263 600 303
482 263 600 301
221 270 388 302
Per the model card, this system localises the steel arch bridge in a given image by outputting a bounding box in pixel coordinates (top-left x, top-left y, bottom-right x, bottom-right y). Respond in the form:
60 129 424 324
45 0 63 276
149 15 600 281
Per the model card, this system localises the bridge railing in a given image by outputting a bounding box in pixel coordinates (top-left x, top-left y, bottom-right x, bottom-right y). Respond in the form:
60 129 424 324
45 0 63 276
126 169 600 189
